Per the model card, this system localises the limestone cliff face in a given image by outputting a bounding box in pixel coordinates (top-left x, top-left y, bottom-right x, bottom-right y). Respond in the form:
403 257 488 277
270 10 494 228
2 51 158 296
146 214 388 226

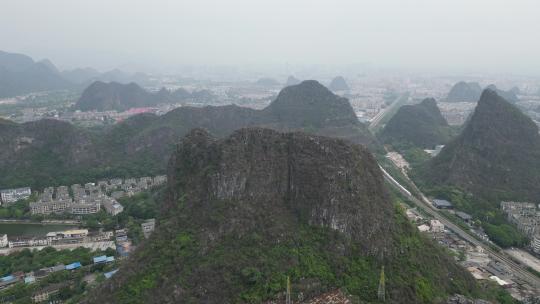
167 128 394 252
417 89 540 201
86 128 479 304
0 119 97 181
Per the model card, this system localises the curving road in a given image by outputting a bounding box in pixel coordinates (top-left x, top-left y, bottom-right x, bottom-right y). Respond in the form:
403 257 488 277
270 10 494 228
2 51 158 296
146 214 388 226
379 166 540 291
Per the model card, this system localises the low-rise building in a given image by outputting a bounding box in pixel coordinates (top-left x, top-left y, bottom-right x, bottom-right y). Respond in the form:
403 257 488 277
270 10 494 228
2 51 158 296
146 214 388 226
30 198 72 215
0 234 7 248
115 228 128 243
433 199 453 209
455 211 473 223
0 275 19 290
102 198 123 216
501 201 540 238
0 187 31 205
532 232 540 254
70 202 100 214
141 219 155 238
430 220 445 233
8 237 49 248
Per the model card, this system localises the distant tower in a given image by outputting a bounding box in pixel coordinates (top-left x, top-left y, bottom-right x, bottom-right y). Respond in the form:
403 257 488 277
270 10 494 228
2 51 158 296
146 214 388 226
377 266 385 302
286 276 291 304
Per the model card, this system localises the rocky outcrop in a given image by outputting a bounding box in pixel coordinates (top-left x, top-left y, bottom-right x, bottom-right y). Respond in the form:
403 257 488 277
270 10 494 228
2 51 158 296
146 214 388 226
416 89 540 201
0 80 377 189
167 128 393 249
328 76 350 91
446 81 482 102
380 98 454 148
85 128 479 304
75 81 218 111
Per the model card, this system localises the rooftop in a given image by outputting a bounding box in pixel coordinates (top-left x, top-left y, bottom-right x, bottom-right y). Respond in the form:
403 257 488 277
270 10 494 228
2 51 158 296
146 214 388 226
433 199 453 207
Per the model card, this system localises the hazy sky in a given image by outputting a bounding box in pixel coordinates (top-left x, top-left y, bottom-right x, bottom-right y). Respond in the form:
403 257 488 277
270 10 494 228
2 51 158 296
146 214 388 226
1 0 539 74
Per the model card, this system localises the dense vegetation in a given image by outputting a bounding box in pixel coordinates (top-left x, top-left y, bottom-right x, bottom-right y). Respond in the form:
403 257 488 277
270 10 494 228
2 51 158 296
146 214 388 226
0 247 119 304
412 89 540 247
415 89 540 204
420 186 528 248
379 98 456 149
0 80 376 190
78 188 162 244
84 128 494 304
0 246 115 276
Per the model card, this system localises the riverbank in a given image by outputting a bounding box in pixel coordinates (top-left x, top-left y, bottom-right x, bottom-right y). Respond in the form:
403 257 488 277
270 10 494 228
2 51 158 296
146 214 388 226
0 223 80 238
0 219 81 225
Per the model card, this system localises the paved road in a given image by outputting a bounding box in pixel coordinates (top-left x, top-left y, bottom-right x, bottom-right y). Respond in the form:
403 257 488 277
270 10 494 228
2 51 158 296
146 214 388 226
379 166 540 291
368 94 407 132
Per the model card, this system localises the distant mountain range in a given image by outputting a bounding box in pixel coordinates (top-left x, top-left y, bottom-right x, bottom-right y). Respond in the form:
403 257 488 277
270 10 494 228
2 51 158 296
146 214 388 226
416 89 540 202
0 50 155 98
0 80 376 188
285 75 301 86
379 98 455 149
255 77 280 86
84 127 480 304
74 81 218 111
445 81 518 103
0 51 72 97
328 76 350 91
445 81 482 102
75 81 158 111
485 84 519 103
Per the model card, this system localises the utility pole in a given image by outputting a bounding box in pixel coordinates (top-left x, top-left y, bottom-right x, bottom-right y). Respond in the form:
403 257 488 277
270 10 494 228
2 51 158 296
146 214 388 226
286 276 291 304
377 266 385 302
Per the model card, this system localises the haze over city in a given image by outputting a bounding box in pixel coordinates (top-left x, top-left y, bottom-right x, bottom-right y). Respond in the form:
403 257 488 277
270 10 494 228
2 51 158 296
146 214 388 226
1 0 540 303
2 0 540 74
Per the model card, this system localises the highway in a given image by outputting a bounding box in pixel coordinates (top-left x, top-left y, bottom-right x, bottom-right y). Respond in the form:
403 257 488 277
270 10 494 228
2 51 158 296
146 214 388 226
379 166 540 291
368 93 408 132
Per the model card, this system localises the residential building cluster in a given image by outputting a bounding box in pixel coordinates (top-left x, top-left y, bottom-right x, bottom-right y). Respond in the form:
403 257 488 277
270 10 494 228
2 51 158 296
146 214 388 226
404 204 536 300
29 175 166 216
501 201 540 254
0 187 32 205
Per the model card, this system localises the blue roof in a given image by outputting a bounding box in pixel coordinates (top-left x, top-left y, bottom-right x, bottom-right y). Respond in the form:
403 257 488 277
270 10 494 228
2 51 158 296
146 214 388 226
65 262 82 270
93 255 107 263
106 256 115 262
1 275 14 282
104 269 118 279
